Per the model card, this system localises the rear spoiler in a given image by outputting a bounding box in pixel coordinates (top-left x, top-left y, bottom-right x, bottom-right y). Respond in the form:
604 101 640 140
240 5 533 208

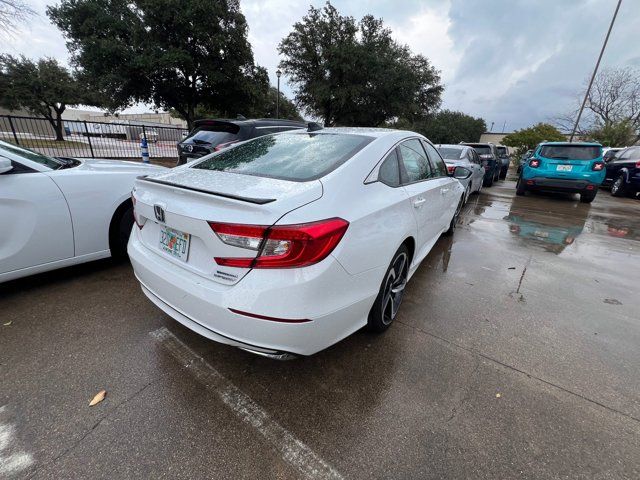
137 176 276 205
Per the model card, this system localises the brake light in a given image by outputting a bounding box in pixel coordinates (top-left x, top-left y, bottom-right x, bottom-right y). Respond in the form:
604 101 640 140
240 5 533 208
209 218 349 268
131 193 145 229
214 140 239 151
529 159 540 168
636 160 640 169
592 162 604 171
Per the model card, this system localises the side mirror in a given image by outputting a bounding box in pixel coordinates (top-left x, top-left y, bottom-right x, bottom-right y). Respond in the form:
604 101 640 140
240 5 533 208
452 166 472 180
0 158 13 174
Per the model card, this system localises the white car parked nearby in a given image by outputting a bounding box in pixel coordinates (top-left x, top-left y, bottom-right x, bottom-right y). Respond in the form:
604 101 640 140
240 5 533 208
436 144 486 203
0 141 165 283
128 128 470 358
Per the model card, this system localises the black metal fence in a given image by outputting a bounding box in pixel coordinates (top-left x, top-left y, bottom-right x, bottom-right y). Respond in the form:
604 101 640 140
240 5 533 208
0 114 188 161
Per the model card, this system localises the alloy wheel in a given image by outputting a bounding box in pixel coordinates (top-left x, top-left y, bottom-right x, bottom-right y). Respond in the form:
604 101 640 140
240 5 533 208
612 178 622 195
381 252 409 325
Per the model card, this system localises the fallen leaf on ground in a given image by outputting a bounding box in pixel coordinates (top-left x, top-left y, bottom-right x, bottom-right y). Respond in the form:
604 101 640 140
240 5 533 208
3 321 12 326
495 393 502 398
89 390 107 406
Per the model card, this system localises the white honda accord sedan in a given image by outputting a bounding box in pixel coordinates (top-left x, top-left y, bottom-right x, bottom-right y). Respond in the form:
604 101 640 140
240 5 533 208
0 141 164 283
128 127 470 357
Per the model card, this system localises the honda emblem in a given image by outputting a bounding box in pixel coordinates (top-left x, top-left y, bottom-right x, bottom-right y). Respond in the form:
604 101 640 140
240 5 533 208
154 205 165 223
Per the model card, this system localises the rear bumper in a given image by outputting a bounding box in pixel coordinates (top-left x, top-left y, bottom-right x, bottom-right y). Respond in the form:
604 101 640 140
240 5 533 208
128 229 377 356
524 177 600 193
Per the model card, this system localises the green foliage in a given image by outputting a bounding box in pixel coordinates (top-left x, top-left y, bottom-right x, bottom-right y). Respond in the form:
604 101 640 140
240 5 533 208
394 110 486 144
259 87 303 121
168 87 302 123
0 55 97 140
278 2 443 126
501 123 565 157
48 0 269 129
585 121 636 147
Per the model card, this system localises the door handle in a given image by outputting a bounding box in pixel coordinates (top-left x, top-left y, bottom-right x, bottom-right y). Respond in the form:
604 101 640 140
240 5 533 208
413 197 426 207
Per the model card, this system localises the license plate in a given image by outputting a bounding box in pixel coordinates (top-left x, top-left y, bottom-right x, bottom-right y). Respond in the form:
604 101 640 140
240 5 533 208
556 165 572 171
159 227 190 261
534 230 549 238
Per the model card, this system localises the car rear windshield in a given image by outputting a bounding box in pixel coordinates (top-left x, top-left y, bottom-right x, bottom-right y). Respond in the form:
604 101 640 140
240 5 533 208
496 147 508 156
471 145 492 155
184 125 240 145
539 145 601 160
437 147 464 160
192 133 373 181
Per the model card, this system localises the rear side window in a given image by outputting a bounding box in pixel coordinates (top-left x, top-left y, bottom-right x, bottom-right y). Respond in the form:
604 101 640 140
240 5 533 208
378 149 400 187
539 145 601 160
193 133 373 182
398 139 432 183
422 141 448 177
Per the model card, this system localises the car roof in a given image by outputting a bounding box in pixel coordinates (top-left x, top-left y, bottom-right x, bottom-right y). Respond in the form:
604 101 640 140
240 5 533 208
437 144 472 150
461 142 493 147
283 126 416 139
539 141 602 147
193 118 307 129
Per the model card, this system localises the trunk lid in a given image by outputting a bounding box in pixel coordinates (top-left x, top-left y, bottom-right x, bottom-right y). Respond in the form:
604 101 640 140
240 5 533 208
133 169 323 285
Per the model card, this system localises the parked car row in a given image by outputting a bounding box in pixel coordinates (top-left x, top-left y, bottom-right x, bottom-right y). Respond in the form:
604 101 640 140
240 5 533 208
1 126 478 359
436 142 512 204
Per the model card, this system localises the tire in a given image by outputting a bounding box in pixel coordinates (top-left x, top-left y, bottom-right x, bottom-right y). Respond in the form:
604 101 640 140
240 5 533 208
611 174 627 197
483 174 494 187
444 195 464 236
500 167 508 180
367 244 410 333
515 176 527 196
110 205 135 258
463 184 471 205
580 191 597 203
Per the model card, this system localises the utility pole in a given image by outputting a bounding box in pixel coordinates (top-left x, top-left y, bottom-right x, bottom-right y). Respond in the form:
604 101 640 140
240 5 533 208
570 0 622 142
490 121 495 132
276 69 282 119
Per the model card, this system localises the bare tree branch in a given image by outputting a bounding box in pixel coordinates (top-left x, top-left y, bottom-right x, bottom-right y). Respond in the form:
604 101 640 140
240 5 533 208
0 0 36 37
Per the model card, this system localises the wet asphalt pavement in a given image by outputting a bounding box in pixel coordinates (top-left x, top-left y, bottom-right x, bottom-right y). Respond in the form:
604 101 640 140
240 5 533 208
1 177 639 479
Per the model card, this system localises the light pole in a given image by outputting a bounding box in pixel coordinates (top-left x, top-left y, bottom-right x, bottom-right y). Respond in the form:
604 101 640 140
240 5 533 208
570 0 622 142
276 69 282 119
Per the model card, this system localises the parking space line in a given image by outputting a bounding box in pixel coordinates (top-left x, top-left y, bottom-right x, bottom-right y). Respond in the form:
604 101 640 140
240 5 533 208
149 328 344 480
0 406 35 477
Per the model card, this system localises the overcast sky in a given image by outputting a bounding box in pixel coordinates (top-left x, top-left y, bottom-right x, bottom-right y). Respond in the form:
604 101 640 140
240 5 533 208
2 0 638 131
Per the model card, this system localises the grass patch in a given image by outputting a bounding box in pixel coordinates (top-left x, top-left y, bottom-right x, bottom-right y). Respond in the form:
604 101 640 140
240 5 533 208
1 137 89 149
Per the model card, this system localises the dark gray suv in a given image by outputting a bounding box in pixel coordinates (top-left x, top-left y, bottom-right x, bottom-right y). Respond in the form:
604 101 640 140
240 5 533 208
177 118 306 166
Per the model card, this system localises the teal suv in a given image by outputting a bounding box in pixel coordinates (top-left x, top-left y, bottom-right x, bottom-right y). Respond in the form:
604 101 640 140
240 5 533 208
516 142 605 203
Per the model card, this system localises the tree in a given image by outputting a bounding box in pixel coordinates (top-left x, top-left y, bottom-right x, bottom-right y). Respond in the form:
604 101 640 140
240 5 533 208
168 87 302 123
0 0 35 36
556 67 640 143
0 55 97 141
395 110 486 144
501 123 565 157
260 87 303 120
586 120 635 147
48 0 269 130
278 3 442 126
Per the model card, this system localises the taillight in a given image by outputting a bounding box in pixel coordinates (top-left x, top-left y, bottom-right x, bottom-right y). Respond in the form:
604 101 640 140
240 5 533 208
131 193 145 229
214 140 239 152
209 218 349 268
592 162 604 171
447 165 456 174
635 160 640 169
529 159 540 168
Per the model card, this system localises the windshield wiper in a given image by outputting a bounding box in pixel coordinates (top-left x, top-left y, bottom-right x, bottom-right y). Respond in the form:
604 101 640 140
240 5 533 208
54 157 75 169
191 139 210 145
